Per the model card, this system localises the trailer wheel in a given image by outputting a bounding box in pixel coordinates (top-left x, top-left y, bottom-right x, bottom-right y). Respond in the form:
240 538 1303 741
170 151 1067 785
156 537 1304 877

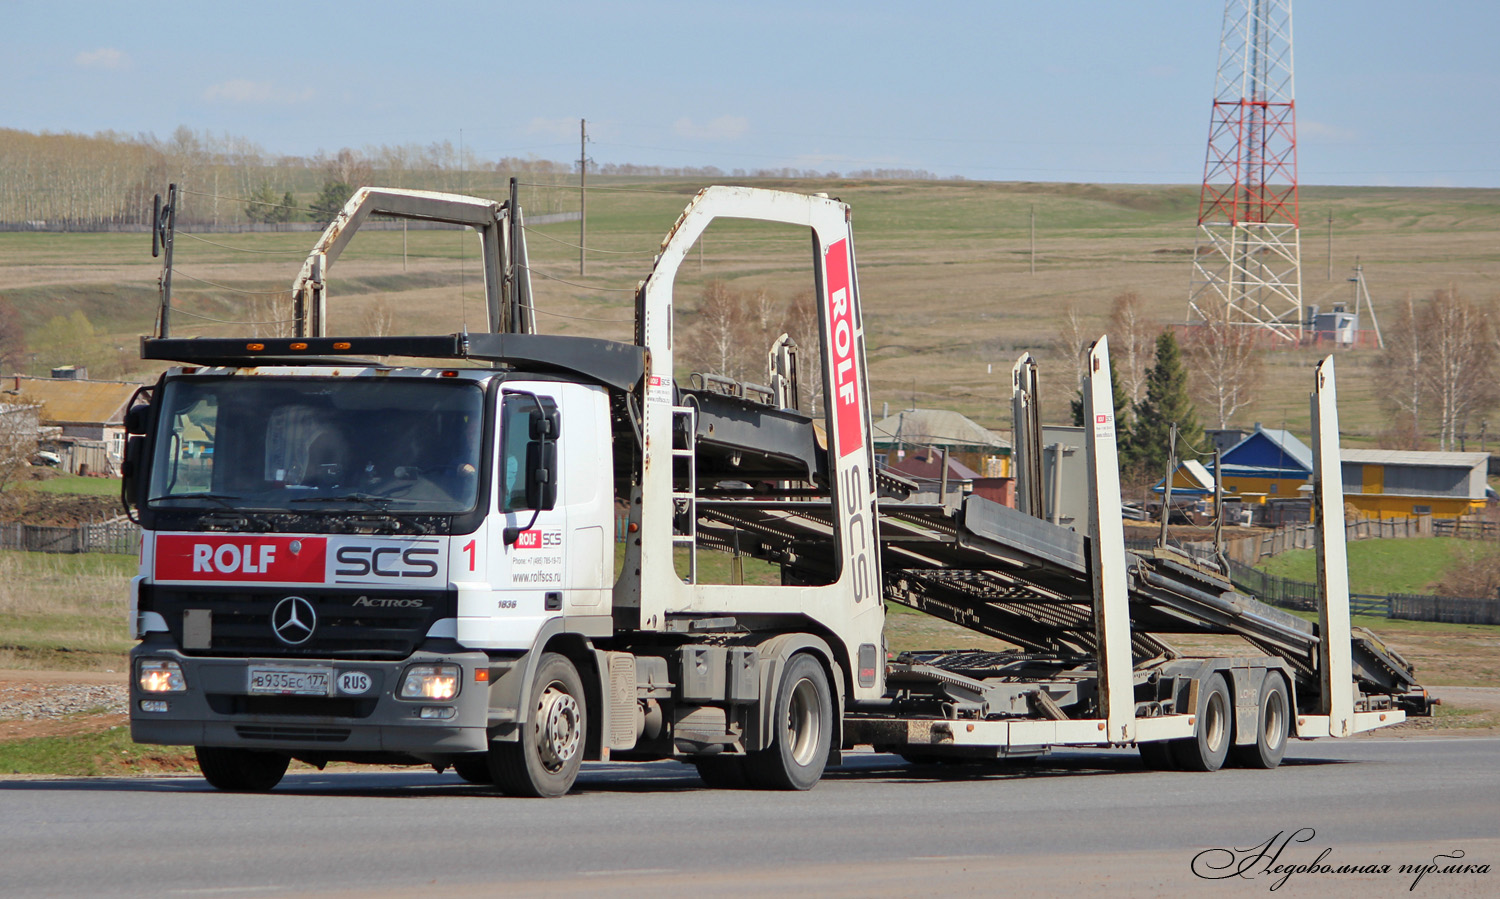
1169 672 1232 772
450 754 493 784
693 755 749 789
744 653 832 791
1231 673 1289 769
194 746 289 792
490 652 586 798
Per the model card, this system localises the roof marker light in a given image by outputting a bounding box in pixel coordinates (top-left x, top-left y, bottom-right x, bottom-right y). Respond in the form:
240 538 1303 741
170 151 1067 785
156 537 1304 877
290 342 308 350
246 343 265 351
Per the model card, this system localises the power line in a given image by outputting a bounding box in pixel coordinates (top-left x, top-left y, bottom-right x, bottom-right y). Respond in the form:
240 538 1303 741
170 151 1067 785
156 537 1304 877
169 269 291 296
178 231 309 255
519 264 638 294
170 307 297 326
178 186 302 212
521 225 650 256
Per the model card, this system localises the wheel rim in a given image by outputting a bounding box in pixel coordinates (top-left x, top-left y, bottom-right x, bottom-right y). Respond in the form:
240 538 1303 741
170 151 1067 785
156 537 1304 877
785 677 821 767
1204 690 1228 753
536 681 581 772
1263 688 1286 750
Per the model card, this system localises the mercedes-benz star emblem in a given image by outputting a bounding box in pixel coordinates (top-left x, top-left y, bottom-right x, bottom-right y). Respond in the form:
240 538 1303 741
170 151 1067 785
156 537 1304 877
271 596 317 646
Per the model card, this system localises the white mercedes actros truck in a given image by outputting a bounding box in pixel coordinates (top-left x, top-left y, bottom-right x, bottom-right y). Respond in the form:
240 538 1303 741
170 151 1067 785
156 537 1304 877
126 185 1429 796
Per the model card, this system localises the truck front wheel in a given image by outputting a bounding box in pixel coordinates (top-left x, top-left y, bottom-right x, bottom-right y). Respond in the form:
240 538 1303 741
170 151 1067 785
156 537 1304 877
744 653 832 791
194 746 289 792
490 652 586 798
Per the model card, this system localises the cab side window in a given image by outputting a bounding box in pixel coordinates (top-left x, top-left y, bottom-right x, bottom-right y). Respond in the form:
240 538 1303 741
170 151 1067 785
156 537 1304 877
499 397 531 512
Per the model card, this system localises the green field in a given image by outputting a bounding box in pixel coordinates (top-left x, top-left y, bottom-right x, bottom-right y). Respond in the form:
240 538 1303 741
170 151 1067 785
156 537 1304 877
4 178 1499 441
1255 537 1474 595
31 476 123 497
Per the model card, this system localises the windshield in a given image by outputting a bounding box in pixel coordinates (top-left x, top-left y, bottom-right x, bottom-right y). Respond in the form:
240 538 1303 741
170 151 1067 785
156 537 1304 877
147 376 486 514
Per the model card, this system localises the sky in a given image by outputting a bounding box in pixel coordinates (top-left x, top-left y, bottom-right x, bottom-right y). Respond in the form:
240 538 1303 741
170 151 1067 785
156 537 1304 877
7 1 1500 187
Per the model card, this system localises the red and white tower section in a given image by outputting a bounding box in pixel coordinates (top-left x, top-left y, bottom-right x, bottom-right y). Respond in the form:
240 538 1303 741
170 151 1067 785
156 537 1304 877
1189 0 1302 341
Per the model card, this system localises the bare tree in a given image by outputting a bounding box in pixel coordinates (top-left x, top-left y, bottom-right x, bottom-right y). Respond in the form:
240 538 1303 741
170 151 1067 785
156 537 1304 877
680 280 754 383
0 401 39 494
1375 296 1426 449
1419 289 1496 451
1107 291 1152 405
1184 315 1263 429
1053 302 1093 416
0 298 26 372
358 298 395 337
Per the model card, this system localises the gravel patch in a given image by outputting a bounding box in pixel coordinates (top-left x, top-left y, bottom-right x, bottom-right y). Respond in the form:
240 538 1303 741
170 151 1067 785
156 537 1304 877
0 682 129 721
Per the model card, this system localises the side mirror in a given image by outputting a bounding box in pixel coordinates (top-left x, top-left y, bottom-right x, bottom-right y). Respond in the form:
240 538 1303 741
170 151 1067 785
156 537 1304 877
121 435 147 517
525 440 557 511
124 403 152 435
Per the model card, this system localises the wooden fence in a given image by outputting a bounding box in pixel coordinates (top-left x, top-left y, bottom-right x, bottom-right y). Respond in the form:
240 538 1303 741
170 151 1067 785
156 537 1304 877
0 519 139 554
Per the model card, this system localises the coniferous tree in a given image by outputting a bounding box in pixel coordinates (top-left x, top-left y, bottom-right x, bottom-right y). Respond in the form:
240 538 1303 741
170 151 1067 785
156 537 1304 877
1128 330 1202 477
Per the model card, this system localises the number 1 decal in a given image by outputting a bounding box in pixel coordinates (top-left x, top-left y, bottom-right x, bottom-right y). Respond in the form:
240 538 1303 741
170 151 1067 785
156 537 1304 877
462 539 476 571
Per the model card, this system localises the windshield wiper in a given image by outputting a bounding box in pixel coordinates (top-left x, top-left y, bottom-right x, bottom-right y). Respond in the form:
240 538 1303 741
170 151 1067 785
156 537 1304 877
290 492 414 509
149 492 239 508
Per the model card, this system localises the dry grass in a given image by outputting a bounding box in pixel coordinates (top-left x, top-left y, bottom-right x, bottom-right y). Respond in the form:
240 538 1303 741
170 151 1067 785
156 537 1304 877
6 179 1498 440
0 552 134 670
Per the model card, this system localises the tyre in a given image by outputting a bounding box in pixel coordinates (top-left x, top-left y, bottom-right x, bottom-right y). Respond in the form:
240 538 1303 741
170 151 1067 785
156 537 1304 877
693 755 749 789
1138 740 1176 770
1169 672 1233 772
1231 672 1290 770
450 754 493 784
490 652 586 798
743 653 833 791
195 746 289 792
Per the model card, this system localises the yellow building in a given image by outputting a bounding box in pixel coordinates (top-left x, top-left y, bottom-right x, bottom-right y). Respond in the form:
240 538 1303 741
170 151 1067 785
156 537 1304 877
1339 449 1489 520
1161 428 1490 523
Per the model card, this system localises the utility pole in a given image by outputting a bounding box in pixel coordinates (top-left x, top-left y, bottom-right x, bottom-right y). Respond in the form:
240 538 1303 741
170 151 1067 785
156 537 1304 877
579 118 587 277
1029 205 1036 275
1326 210 1333 280
1158 422 1178 549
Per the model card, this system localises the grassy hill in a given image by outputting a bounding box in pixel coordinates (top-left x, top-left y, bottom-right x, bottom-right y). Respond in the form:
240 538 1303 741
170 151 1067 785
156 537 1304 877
3 178 1498 443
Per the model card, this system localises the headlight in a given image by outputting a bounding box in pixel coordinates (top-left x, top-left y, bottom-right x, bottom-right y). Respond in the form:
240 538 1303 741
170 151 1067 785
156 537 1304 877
139 659 186 693
400 664 460 700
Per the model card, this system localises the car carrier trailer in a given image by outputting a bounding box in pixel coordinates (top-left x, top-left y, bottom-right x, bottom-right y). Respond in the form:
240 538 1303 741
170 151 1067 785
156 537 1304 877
125 184 1430 796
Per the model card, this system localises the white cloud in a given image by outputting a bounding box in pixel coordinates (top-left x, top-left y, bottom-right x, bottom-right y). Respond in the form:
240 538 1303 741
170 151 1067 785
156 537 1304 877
1299 120 1359 143
74 48 130 70
673 115 750 142
203 80 314 105
526 117 583 141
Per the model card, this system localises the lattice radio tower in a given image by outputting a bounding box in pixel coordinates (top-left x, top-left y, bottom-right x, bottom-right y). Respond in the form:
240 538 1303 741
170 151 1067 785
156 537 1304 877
1188 0 1302 342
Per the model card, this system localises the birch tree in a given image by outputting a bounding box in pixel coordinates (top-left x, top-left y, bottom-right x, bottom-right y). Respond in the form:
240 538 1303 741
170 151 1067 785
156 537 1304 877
1420 289 1495 451
1107 291 1153 405
1184 315 1263 429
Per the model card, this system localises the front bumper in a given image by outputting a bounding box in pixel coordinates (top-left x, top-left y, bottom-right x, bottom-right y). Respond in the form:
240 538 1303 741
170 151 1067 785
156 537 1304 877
128 645 493 756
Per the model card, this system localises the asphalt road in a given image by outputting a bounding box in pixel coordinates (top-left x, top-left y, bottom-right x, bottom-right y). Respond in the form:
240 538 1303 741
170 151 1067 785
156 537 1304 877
2 737 1496 898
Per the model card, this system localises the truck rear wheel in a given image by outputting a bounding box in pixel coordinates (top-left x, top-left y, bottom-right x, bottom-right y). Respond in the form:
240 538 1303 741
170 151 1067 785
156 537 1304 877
1169 672 1232 772
744 653 832 791
490 653 586 798
1231 673 1289 769
194 746 289 792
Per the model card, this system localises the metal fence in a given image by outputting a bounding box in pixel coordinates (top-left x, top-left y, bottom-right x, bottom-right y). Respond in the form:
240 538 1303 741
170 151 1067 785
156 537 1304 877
0 519 139 554
1221 557 1500 624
